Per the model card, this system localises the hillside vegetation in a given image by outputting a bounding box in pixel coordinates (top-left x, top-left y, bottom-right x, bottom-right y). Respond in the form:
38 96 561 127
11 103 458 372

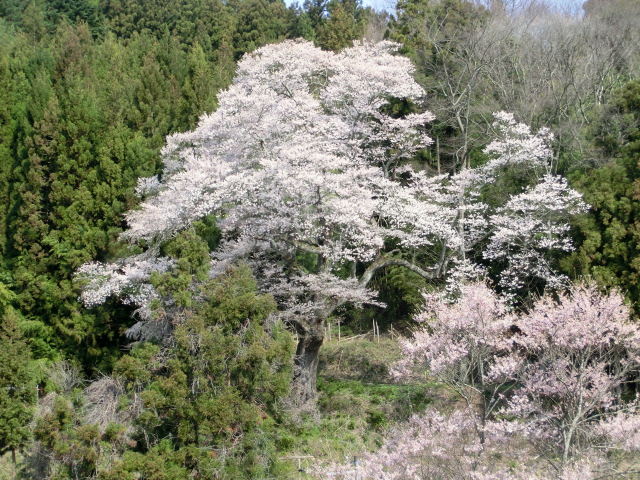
1 0 640 478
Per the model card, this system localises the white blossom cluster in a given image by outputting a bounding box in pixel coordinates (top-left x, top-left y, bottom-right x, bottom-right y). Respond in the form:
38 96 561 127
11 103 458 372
484 174 587 292
77 40 587 332
484 111 554 172
80 40 445 317
77 256 173 308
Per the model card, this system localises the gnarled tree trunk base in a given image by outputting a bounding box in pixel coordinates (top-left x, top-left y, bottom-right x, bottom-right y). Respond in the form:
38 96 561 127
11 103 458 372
288 327 324 416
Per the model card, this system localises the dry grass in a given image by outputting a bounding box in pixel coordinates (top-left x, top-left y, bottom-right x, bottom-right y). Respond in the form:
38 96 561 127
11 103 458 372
84 376 141 432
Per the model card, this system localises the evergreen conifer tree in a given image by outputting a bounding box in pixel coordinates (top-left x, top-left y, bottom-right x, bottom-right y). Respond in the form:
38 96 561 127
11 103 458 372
0 284 36 470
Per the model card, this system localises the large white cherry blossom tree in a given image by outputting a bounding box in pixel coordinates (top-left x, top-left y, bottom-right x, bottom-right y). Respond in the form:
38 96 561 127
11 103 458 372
77 40 585 408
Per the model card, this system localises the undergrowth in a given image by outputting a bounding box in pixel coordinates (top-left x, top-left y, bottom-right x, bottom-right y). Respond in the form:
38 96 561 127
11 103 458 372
276 335 441 478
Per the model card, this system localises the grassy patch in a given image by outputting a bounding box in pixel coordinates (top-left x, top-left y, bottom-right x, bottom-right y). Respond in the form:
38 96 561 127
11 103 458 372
318 336 402 383
317 378 433 426
0 451 21 480
276 335 442 477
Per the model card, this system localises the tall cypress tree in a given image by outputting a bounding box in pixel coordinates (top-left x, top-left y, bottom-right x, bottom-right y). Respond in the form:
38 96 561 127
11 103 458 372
316 0 362 51
0 284 36 470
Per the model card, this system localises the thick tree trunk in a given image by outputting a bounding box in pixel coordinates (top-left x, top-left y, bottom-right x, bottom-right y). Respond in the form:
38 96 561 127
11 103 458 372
290 326 324 411
11 448 16 480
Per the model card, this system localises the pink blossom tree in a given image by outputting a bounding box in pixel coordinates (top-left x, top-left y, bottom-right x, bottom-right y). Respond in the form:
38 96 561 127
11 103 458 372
503 284 640 467
313 408 539 480
392 282 516 446
384 282 640 477
77 40 586 408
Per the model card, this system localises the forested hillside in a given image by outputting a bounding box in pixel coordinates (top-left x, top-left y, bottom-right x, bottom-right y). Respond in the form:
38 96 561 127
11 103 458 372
1 0 640 478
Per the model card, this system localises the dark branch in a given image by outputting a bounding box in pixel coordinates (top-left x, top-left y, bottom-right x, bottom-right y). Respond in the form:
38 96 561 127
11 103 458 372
359 254 438 288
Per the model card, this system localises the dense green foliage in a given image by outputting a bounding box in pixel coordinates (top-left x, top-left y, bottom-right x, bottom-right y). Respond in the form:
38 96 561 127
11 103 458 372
0 286 36 465
0 22 221 368
30 257 294 478
562 79 640 312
